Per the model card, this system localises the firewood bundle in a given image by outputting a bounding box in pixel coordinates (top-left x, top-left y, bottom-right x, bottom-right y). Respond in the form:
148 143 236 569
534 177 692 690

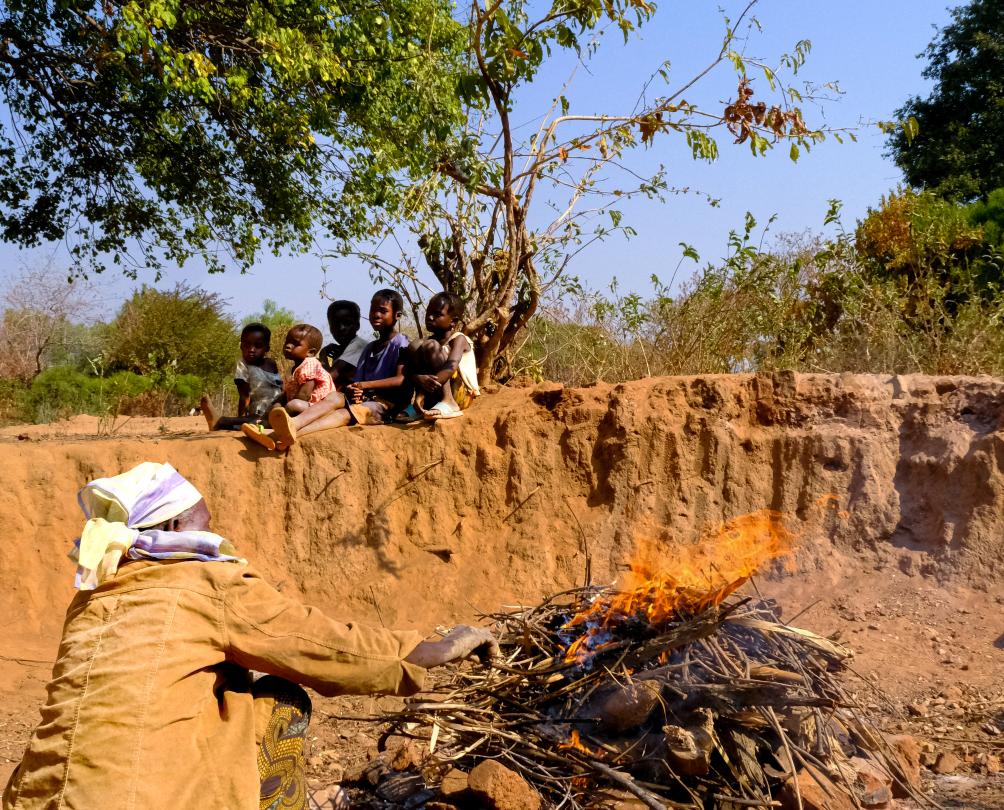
377 586 921 809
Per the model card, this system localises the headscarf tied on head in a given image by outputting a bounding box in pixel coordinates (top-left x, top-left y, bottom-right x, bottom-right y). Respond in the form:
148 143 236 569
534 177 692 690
70 462 244 590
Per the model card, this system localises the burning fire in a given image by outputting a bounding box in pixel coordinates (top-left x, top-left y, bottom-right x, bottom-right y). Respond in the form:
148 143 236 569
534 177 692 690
559 730 604 759
563 510 795 663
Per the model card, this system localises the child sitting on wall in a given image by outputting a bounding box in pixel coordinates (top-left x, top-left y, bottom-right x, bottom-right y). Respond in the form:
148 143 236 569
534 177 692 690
200 322 282 431
402 292 479 421
242 290 409 451
318 300 370 389
276 323 335 412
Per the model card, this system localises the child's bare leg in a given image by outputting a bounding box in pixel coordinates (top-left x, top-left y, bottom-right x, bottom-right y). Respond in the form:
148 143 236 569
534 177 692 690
293 393 346 429
413 339 448 374
438 379 460 410
269 394 347 447
199 396 218 430
296 407 353 437
285 399 310 414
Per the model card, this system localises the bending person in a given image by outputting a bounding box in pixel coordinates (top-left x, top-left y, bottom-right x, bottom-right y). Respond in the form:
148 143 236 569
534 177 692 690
3 462 497 810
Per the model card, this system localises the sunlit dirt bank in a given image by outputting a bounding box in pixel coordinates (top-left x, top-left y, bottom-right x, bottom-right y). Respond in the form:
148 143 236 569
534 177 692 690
2 373 1003 805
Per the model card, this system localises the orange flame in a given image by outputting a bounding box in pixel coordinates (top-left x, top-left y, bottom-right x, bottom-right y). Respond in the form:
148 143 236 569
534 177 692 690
563 510 795 661
560 730 603 758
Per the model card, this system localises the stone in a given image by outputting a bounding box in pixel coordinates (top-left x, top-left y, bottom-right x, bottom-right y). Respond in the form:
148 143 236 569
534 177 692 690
986 754 1001 774
932 751 961 775
308 785 350 810
940 685 963 701
663 725 710 777
467 760 542 810
886 735 922 798
843 757 893 808
779 765 856 810
585 680 663 733
439 768 470 799
389 740 421 771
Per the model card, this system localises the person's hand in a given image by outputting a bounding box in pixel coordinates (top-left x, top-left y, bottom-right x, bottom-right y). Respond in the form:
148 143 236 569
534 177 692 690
347 382 364 403
437 625 500 664
404 625 500 669
415 374 441 393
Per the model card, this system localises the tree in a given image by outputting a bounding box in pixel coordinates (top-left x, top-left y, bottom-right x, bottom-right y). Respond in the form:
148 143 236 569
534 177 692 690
341 0 838 380
0 264 97 382
103 284 237 383
855 188 985 283
0 0 465 276
887 0 1004 201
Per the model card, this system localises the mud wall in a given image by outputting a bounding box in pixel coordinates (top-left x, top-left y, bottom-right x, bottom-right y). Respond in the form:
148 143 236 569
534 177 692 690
3 373 1002 660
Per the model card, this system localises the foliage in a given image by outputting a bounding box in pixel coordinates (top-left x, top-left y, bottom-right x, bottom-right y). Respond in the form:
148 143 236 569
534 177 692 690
0 0 466 275
887 0 1004 200
0 265 98 382
342 0 841 381
102 284 237 384
512 202 1004 385
855 188 985 282
27 367 201 422
0 377 29 423
968 187 1004 252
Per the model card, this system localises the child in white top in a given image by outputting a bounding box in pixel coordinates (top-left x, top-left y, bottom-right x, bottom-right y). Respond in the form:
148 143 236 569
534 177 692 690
404 292 480 420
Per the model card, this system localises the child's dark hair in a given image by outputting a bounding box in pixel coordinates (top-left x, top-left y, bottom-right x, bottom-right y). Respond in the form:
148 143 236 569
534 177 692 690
327 300 361 321
288 323 324 352
372 288 404 315
241 322 271 343
430 292 464 321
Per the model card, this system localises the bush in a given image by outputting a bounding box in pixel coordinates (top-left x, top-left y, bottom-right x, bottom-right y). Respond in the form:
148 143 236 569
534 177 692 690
26 367 204 422
511 207 1004 384
0 378 29 424
103 284 238 386
968 186 1004 252
856 188 985 281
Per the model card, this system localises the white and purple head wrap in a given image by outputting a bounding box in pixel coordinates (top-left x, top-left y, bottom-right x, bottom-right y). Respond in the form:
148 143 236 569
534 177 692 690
71 462 243 590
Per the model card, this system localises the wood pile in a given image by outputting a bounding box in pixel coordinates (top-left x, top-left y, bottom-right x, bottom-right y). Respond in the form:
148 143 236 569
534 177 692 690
358 582 927 809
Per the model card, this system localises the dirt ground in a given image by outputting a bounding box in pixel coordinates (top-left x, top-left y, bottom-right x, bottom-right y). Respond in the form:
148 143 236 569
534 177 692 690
1 373 1003 807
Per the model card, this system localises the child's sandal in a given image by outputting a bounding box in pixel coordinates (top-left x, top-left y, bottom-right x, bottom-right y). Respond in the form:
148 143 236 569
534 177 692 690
394 404 422 424
268 408 298 446
241 422 277 451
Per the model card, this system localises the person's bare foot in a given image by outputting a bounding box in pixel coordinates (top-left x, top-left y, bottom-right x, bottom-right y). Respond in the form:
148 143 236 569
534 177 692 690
199 396 218 431
268 408 298 446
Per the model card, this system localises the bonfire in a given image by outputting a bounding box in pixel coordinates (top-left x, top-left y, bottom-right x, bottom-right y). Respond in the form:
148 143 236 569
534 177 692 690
354 512 921 809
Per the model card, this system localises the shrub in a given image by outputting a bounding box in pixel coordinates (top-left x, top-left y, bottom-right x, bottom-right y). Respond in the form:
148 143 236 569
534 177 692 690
511 212 1004 384
103 284 238 386
856 188 985 281
26 367 204 422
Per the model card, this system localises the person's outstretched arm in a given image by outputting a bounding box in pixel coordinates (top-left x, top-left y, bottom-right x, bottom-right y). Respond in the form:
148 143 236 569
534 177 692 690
222 567 496 697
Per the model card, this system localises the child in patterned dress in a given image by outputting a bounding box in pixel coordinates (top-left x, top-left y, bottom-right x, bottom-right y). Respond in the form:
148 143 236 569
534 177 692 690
277 324 334 412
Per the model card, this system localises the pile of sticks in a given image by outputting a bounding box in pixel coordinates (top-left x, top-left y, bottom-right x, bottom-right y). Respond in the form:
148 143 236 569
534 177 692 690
380 585 918 809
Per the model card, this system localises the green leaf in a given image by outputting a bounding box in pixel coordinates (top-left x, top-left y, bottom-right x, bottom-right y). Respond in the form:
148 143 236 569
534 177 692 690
679 242 700 263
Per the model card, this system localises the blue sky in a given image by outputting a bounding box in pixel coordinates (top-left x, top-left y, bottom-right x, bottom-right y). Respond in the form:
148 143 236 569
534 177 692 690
0 1 957 332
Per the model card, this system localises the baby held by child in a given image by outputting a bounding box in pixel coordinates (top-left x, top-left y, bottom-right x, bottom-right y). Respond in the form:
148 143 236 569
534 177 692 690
402 292 480 421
